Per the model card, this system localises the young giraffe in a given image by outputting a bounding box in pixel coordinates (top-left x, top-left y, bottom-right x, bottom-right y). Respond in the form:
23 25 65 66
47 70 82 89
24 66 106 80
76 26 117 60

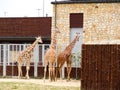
17 36 42 79
56 33 80 81
43 27 60 82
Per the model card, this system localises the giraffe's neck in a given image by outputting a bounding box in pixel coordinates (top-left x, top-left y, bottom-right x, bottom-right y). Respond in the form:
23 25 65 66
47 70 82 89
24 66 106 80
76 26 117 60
50 31 57 49
64 36 78 53
25 40 38 52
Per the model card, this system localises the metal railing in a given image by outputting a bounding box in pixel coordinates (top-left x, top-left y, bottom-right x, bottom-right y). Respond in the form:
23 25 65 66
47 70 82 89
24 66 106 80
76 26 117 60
0 44 81 78
0 44 50 66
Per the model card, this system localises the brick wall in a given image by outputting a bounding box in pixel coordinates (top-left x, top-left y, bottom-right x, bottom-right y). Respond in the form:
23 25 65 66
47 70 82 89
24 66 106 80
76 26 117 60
52 3 120 45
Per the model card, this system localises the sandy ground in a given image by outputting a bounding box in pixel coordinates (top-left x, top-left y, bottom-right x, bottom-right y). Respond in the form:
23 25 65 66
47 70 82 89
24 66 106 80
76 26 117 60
0 78 80 87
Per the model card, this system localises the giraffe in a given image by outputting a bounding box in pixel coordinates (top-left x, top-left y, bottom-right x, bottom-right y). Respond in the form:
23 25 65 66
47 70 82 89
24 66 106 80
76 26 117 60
43 27 60 82
56 33 80 81
17 36 42 79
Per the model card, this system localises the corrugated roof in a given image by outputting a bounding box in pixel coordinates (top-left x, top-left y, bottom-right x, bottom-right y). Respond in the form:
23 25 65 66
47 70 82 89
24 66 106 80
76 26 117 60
0 17 51 38
51 0 120 4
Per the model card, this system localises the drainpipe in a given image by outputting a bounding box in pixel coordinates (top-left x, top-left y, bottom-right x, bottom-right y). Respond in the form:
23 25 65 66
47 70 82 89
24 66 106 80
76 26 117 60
55 0 57 29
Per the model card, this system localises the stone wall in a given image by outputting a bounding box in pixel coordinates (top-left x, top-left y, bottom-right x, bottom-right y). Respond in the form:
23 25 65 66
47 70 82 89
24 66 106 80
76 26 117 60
52 3 120 45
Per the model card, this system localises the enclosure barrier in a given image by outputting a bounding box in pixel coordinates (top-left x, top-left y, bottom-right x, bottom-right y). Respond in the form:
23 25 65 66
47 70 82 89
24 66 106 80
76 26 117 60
0 44 80 79
81 44 120 90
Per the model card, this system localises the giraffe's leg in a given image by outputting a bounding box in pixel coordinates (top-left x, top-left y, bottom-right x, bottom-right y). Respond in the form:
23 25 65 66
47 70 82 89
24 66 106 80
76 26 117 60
52 57 56 81
43 65 47 82
55 61 60 81
43 57 49 82
26 63 30 79
59 62 65 80
49 65 52 81
49 67 51 81
66 61 72 81
18 63 22 79
20 66 23 77
50 64 55 81
52 66 55 81
59 67 62 80
50 63 54 81
52 65 56 81
55 66 58 81
67 65 72 81
18 65 20 78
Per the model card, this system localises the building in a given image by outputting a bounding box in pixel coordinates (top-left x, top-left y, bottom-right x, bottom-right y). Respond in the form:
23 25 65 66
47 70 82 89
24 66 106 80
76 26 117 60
51 0 120 89
51 0 120 46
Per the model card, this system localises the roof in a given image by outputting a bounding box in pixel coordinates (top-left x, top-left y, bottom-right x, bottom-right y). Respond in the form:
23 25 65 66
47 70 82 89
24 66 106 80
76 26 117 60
51 0 120 4
0 17 51 39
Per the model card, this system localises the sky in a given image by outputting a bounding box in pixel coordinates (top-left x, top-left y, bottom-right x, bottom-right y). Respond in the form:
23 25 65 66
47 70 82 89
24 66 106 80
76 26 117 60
0 0 58 17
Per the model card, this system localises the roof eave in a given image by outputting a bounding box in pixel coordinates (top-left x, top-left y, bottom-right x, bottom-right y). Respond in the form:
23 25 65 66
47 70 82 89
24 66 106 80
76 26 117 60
51 1 120 4
0 36 51 41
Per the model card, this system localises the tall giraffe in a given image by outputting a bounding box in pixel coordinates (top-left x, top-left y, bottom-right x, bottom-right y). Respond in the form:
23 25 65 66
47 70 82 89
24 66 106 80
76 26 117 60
17 36 42 79
43 27 60 82
56 33 80 81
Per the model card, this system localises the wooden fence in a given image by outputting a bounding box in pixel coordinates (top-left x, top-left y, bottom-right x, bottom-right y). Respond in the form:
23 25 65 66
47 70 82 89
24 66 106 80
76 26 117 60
81 44 120 90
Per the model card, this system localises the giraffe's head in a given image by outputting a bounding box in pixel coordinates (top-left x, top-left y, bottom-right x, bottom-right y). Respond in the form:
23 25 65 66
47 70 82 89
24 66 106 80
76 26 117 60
76 32 80 41
36 36 43 43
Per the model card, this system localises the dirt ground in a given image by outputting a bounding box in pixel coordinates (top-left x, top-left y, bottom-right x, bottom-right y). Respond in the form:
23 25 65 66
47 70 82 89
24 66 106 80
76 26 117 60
0 78 80 87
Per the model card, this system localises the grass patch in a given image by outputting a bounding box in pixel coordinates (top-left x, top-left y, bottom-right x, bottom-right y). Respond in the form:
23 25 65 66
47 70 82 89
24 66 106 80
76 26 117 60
0 82 80 90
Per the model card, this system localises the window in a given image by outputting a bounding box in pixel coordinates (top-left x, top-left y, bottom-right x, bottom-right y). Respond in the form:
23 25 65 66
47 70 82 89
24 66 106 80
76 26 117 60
70 13 83 67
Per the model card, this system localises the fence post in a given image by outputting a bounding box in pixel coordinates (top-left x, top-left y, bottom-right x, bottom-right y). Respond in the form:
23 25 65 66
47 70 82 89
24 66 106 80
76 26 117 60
42 44 45 66
3 44 6 77
62 64 65 79
7 44 10 65
34 45 39 77
0 45 1 64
